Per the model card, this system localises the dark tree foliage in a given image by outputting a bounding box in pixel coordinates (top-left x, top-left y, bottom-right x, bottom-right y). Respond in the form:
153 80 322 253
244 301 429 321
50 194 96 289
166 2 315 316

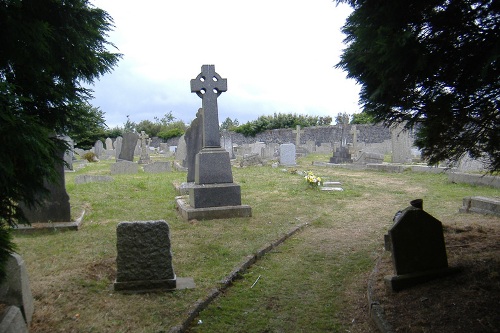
336 0 499 171
68 104 108 149
0 0 121 281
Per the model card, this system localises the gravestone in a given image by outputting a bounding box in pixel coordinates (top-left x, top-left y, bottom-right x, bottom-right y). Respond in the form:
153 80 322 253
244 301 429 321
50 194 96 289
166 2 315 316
143 161 171 173
94 140 104 158
0 253 34 326
110 161 138 174
118 132 139 161
221 130 234 159
350 125 360 157
20 141 71 223
114 136 123 161
391 122 413 163
185 109 204 182
105 137 113 151
138 131 151 164
74 175 113 184
61 135 74 171
114 220 176 292
384 199 459 291
176 65 251 219
279 143 296 166
292 125 303 147
175 134 187 167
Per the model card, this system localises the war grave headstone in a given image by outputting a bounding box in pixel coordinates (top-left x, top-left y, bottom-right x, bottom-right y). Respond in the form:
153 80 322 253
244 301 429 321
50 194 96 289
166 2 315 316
138 131 151 164
391 122 413 163
118 132 138 161
279 143 296 166
0 253 34 327
176 65 251 220
114 220 194 292
384 199 460 291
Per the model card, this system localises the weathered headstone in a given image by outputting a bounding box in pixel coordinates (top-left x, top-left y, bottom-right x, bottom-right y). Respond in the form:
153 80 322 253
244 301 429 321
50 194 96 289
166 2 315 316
0 253 34 326
384 199 459 291
176 65 251 219
221 130 234 159
114 136 123 161
94 140 104 158
105 137 113 151
110 161 138 174
185 109 204 182
175 134 187 167
143 161 171 173
74 175 113 184
391 122 413 163
350 124 360 157
118 132 139 161
279 143 296 166
138 131 151 164
114 220 176 292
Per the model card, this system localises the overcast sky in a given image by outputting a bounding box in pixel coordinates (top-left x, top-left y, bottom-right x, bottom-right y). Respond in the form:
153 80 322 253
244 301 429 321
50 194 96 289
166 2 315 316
89 0 361 128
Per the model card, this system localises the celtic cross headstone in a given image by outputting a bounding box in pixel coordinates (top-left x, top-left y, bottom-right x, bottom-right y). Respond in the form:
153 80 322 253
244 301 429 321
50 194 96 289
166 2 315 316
190 65 227 148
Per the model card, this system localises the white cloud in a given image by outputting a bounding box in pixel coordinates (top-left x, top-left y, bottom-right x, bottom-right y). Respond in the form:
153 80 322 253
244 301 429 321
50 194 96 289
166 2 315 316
90 0 360 127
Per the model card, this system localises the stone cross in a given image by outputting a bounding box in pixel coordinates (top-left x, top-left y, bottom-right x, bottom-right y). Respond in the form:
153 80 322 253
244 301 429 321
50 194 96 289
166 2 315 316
139 131 149 154
350 125 360 154
292 125 302 147
191 65 227 148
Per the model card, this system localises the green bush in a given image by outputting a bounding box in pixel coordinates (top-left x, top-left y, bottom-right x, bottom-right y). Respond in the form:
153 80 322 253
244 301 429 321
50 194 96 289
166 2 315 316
82 152 97 162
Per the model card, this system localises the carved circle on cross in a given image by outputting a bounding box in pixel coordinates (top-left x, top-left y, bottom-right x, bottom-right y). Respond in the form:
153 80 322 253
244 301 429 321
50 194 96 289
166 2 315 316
191 65 227 99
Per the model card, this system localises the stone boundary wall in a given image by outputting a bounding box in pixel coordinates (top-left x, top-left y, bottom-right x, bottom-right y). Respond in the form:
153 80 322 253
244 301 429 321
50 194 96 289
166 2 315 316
165 124 391 147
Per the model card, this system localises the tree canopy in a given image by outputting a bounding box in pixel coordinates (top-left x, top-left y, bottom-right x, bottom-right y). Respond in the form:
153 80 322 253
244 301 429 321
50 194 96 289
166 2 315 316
336 0 499 171
234 113 332 137
0 0 121 280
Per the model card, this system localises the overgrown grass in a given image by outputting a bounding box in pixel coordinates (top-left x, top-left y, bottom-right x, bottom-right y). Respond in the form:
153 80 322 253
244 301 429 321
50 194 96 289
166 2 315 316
13 154 499 332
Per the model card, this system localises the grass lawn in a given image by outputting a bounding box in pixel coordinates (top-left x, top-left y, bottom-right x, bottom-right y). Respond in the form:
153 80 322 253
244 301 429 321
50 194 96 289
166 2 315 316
13 154 499 332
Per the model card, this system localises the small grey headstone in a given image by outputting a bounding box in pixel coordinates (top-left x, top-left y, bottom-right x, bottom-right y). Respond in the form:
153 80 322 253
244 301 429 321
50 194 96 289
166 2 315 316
114 136 123 161
114 220 176 292
279 143 296 166
185 109 203 182
110 161 138 175
94 140 104 158
175 135 187 166
105 137 113 151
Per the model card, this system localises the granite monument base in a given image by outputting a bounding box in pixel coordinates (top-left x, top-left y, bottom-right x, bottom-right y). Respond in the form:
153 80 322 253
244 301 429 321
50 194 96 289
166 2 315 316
189 183 242 208
176 196 252 221
384 266 462 292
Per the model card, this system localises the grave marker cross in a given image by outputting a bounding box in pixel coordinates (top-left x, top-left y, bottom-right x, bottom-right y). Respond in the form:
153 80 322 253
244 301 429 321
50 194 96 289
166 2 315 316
191 65 227 148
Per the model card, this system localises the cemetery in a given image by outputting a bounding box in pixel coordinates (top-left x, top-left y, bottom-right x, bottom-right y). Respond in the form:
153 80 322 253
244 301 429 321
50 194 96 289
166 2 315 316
2 65 498 333
3 139 498 332
1 64 497 333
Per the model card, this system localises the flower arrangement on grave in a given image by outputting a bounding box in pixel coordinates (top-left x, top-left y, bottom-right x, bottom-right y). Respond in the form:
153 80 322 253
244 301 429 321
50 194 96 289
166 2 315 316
304 171 321 189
